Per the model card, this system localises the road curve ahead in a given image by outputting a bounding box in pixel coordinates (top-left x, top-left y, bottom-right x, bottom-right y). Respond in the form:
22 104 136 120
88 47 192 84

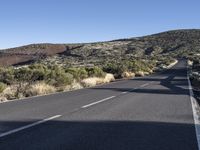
0 60 199 150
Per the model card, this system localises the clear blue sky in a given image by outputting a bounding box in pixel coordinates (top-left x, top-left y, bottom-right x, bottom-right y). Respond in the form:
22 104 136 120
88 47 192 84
0 0 199 49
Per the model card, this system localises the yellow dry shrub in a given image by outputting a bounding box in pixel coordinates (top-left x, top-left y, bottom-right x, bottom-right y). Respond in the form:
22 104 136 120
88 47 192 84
0 96 7 102
81 73 115 87
26 82 56 96
103 73 115 83
2 85 18 100
135 71 145 77
70 81 83 90
81 77 99 87
57 81 84 92
148 69 153 74
143 72 150 75
121 72 135 78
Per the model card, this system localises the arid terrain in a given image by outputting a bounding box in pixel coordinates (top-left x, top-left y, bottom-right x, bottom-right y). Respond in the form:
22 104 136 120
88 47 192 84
0 29 200 101
0 29 200 67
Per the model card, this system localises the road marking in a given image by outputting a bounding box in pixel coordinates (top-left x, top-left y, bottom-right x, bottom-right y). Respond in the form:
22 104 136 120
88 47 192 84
121 82 154 94
0 81 154 137
122 91 127 94
187 73 200 150
128 88 137 92
0 115 62 138
81 96 116 108
140 83 149 87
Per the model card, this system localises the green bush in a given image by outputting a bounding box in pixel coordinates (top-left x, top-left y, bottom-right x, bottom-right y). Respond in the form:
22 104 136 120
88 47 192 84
86 67 105 78
28 63 49 81
56 72 73 86
66 67 106 80
14 67 33 82
66 68 88 81
78 68 88 79
103 62 125 78
47 68 73 86
0 67 15 84
103 60 154 78
0 82 6 93
104 63 124 78
131 60 152 72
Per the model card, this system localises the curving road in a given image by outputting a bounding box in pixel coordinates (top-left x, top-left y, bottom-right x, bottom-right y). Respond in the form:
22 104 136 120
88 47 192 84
0 60 199 150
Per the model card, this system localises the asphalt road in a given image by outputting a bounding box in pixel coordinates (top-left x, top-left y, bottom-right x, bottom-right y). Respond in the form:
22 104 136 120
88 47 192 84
0 60 198 150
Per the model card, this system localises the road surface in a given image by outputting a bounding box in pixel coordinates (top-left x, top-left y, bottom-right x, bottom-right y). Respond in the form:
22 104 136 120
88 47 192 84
0 60 199 150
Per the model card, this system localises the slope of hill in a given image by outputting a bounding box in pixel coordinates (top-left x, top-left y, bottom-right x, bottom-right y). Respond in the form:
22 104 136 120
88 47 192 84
0 29 200 66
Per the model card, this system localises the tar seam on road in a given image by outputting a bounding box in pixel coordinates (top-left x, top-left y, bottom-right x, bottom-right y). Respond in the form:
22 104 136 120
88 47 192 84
0 115 62 138
187 71 200 150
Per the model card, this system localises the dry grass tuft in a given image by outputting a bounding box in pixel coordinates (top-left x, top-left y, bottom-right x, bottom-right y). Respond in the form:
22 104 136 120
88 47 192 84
70 82 83 90
0 96 7 102
121 72 135 78
143 72 150 75
81 77 99 87
81 73 115 87
135 71 145 77
2 86 18 100
25 82 56 96
104 73 115 83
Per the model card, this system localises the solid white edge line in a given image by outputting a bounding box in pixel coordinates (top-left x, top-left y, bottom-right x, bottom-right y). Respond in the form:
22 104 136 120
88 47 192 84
0 115 62 138
187 71 200 150
81 96 116 108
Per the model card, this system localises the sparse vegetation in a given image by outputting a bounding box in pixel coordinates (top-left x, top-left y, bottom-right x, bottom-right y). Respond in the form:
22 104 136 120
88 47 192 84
0 63 116 101
86 67 105 78
1 29 196 102
0 54 177 101
102 59 157 78
0 29 199 67
65 68 88 81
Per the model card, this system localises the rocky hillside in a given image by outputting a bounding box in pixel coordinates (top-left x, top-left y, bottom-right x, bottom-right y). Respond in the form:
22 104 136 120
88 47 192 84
0 29 200 66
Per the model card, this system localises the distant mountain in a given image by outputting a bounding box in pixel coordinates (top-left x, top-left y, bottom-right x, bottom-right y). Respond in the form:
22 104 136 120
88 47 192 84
0 29 200 66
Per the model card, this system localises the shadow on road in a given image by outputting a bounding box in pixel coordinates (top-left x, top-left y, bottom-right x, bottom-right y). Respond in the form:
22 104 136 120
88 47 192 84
0 120 198 150
91 67 189 96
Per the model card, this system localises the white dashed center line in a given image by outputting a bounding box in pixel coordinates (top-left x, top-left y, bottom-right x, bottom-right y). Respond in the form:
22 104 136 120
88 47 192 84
81 96 116 108
122 91 128 94
0 115 62 138
0 81 154 138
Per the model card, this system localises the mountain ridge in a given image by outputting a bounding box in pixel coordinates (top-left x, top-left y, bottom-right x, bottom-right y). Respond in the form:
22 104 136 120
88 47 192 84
0 29 200 66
